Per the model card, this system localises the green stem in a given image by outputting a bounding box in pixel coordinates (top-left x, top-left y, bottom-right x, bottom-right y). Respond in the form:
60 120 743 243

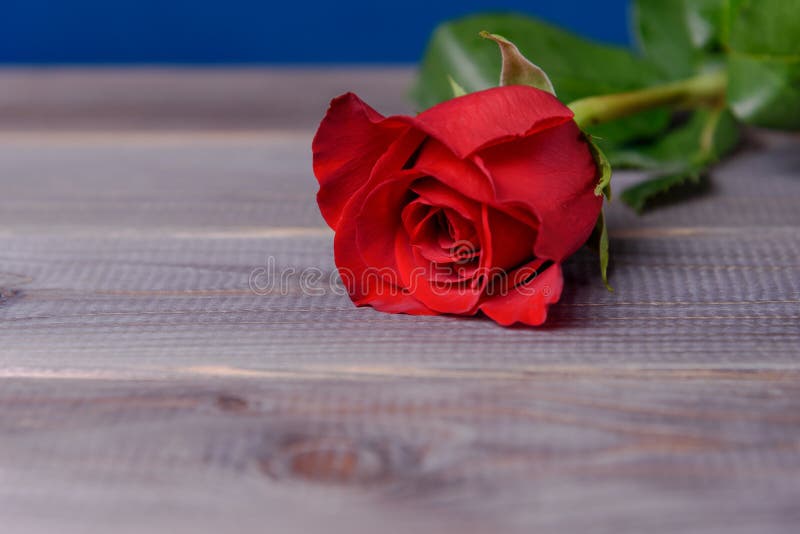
568 70 727 130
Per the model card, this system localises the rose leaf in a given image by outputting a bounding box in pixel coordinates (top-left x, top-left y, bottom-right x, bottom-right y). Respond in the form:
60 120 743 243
726 0 800 130
619 108 740 212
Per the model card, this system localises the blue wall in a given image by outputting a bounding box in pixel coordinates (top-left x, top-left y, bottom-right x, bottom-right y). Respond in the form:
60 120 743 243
0 0 630 64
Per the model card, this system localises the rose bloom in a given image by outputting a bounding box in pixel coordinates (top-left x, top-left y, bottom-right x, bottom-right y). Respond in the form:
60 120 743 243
312 86 601 326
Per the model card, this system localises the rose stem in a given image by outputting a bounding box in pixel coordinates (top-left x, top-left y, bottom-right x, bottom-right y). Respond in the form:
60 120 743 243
568 70 727 130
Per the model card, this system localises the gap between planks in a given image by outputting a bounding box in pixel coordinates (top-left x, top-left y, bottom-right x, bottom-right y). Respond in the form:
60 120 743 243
2 364 800 382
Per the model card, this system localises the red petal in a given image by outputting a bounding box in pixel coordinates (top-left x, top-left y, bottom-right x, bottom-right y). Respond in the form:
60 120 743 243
479 261 563 326
333 169 433 315
395 224 484 314
312 93 409 230
355 170 421 272
401 199 436 238
410 177 483 224
412 139 495 203
475 121 601 262
406 179 483 268
408 85 573 158
410 209 454 264
484 206 538 273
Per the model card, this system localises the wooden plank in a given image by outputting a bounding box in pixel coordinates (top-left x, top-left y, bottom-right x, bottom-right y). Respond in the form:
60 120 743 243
1 229 799 373
0 68 415 131
1 374 799 534
1 69 800 533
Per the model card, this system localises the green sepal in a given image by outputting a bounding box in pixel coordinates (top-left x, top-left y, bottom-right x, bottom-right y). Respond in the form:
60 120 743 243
588 136 612 200
447 75 467 98
587 207 613 292
478 31 556 95
585 134 613 290
597 209 612 292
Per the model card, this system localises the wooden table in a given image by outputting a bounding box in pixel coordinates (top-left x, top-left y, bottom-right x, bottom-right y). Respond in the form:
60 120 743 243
1 69 799 534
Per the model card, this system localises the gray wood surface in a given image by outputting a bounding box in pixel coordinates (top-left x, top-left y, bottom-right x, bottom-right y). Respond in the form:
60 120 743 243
1 69 799 534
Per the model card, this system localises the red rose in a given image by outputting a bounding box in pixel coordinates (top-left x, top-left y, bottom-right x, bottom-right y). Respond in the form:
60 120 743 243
312 86 601 326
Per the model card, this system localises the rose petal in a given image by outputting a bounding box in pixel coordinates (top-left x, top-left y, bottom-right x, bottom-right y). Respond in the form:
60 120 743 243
439 208 478 248
333 168 433 315
312 92 410 230
411 210 455 264
479 261 563 326
355 170 423 275
408 85 573 158
483 206 539 273
412 138 495 204
401 199 431 235
334 220 434 315
395 224 484 314
475 121 601 262
410 177 484 223
407 179 484 266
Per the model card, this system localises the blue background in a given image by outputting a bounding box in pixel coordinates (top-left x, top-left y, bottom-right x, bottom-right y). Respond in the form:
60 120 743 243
0 0 630 64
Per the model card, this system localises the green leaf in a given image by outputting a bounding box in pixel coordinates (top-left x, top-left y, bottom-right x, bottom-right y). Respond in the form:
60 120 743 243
726 0 800 54
726 0 800 129
619 108 740 211
411 13 671 145
478 31 556 95
585 108 671 152
633 0 727 79
687 0 728 49
620 167 706 213
699 107 741 160
612 108 737 168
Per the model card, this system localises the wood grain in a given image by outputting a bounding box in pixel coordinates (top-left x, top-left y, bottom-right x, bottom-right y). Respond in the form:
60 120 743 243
1 69 799 534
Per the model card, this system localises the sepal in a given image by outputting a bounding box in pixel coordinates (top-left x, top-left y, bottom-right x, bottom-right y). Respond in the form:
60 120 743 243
480 31 556 95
